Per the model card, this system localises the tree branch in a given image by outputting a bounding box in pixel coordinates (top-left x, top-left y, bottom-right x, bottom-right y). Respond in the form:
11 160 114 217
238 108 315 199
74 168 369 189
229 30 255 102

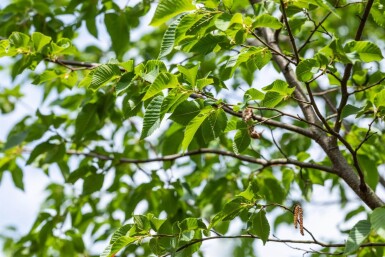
66 148 337 175
335 0 375 132
279 0 300 63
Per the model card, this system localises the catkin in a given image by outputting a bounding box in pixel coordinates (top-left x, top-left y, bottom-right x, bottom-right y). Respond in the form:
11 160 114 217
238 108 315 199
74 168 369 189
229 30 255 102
293 204 304 236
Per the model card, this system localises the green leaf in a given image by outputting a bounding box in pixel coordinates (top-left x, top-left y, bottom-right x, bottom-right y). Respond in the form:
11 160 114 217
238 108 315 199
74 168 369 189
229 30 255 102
371 2 385 28
341 104 361 118
201 108 228 143
249 210 270 245
75 103 100 141
262 92 284 108
31 32 51 52
101 236 137 257
158 14 186 59
4 131 27 150
83 173 104 195
140 95 164 139
11 165 24 191
296 59 320 82
143 72 178 101
370 207 385 240
210 198 250 228
244 88 264 101
181 107 213 151
178 64 199 87
150 0 196 27
344 41 383 63
105 12 130 59
253 14 282 29
233 129 250 154
9 32 30 49
344 220 371 254
169 100 200 125
90 64 121 90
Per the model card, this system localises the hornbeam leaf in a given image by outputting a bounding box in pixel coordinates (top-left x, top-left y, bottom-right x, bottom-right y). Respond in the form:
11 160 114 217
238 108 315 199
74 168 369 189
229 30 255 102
31 32 51 52
233 129 250 154
158 14 186 59
249 210 270 245
253 14 282 30
344 41 383 63
370 206 385 240
343 220 371 254
90 64 121 90
150 0 195 27
296 58 320 82
143 72 178 101
140 95 164 139
181 107 213 151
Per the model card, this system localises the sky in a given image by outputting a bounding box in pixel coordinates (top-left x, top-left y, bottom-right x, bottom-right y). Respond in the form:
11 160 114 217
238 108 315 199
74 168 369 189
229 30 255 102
0 0 375 256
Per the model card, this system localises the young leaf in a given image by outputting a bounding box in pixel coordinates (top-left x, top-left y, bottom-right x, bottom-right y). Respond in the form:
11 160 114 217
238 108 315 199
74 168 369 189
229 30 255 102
31 32 51 52
296 59 320 82
370 207 385 239
343 220 371 254
150 0 195 27
249 210 270 245
158 14 186 59
181 107 213 151
233 129 251 154
105 12 130 59
252 14 282 30
90 64 121 90
140 95 164 139
9 32 30 49
143 72 178 101
101 236 137 257
344 41 383 63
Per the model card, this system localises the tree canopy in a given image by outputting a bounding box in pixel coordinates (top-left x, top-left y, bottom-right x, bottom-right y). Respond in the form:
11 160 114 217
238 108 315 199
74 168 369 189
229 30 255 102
1 0 385 256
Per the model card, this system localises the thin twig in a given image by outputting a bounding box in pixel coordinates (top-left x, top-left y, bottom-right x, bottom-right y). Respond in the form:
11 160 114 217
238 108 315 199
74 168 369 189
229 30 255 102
65 148 337 174
279 0 300 63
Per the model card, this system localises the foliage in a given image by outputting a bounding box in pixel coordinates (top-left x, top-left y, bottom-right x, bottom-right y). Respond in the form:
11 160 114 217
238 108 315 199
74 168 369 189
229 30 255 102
1 0 385 256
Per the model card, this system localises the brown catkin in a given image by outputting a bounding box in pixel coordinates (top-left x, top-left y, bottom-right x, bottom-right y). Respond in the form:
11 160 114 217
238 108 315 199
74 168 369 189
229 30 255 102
293 205 299 229
299 206 304 236
242 108 253 122
293 204 304 236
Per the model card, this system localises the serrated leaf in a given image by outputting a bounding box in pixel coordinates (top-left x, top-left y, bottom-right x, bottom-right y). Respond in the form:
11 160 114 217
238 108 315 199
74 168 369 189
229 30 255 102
341 104 361 118
233 129 250 154
31 32 51 52
150 0 195 27
181 107 213 151
344 41 383 63
296 59 320 82
370 207 385 239
253 14 282 29
100 236 137 257
344 220 371 254
140 95 164 139
178 64 199 86
210 198 249 228
143 72 178 101
244 88 264 101
249 210 270 245
262 92 284 108
75 103 100 140
90 64 121 90
158 14 186 59
105 12 130 59
9 32 30 49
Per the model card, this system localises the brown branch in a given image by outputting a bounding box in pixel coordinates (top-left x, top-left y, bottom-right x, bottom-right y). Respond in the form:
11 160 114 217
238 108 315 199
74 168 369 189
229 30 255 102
305 82 368 192
298 12 332 53
279 0 300 63
159 233 385 257
66 148 337 174
335 0 375 133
